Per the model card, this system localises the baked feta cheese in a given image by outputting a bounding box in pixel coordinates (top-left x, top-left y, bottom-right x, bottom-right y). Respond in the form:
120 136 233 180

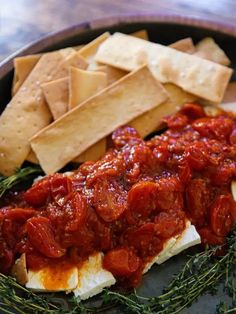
26 266 78 292
73 252 116 300
143 221 201 273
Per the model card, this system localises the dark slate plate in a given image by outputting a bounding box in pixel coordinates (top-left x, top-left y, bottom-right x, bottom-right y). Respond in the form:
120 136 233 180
0 14 235 314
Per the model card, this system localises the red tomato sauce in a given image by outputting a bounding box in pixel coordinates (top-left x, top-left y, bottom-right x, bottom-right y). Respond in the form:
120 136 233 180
0 104 236 287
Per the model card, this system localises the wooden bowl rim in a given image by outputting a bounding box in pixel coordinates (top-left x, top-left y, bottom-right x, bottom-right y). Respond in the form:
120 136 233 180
1 13 236 78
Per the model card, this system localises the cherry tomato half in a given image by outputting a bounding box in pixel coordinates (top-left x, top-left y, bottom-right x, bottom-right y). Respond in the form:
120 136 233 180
27 217 65 258
127 181 159 221
210 194 234 237
103 248 140 277
93 178 127 222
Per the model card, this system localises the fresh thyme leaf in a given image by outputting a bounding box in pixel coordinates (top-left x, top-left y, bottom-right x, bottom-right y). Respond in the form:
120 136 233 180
0 166 43 198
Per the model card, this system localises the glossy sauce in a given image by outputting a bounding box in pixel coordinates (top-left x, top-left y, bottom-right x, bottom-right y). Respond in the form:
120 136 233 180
0 104 236 287
41 264 76 291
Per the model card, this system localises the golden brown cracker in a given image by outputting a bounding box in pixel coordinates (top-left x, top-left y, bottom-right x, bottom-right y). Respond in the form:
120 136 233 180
42 77 69 120
95 32 232 103
69 67 107 109
195 37 230 66
31 66 168 174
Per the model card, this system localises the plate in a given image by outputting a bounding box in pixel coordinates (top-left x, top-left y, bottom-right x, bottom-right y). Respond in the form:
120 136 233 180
0 14 235 313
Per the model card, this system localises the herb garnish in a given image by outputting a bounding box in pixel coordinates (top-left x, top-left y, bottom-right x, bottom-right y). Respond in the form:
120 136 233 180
0 227 235 314
0 166 43 198
0 169 235 314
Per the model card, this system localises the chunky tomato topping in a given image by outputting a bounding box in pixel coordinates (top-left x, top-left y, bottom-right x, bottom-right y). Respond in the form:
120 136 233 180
0 104 235 285
103 248 141 277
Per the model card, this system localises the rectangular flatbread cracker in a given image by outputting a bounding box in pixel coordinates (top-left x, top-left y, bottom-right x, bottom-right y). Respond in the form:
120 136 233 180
222 82 236 103
130 83 198 137
42 77 69 120
12 55 41 95
194 37 230 66
69 67 108 162
69 67 107 109
131 29 149 40
30 66 168 174
169 38 195 53
79 32 110 70
95 32 232 103
95 65 127 85
0 49 86 175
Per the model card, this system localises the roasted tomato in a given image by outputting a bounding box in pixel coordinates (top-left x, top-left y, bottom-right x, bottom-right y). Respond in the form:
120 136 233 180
26 251 51 270
198 227 225 246
24 174 72 207
47 192 87 234
164 113 188 129
192 116 233 140
62 192 87 232
154 210 186 238
156 177 184 211
210 194 234 237
127 181 159 221
0 242 14 274
112 126 141 148
1 208 36 248
123 223 162 257
186 178 211 227
103 248 141 277
27 217 65 258
186 141 209 171
93 178 127 222
180 103 206 120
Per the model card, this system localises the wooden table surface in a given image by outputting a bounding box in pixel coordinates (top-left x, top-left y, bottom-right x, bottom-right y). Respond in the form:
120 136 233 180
1 0 236 61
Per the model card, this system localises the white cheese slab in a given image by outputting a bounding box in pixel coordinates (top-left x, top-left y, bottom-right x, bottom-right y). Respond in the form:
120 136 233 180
161 223 201 263
26 266 78 292
143 237 177 274
73 252 116 300
143 221 201 273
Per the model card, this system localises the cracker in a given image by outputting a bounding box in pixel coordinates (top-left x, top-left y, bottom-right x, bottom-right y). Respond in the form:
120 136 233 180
12 55 41 95
130 83 198 137
79 32 110 70
69 67 108 162
26 150 39 164
0 49 85 175
42 77 69 120
169 38 195 53
27 135 106 165
95 65 128 85
53 50 88 79
131 30 149 40
30 66 168 174
95 32 232 103
69 67 107 109
195 37 231 66
222 82 236 103
73 138 106 163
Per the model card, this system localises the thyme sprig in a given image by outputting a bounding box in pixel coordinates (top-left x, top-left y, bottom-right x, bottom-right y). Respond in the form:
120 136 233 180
0 166 43 198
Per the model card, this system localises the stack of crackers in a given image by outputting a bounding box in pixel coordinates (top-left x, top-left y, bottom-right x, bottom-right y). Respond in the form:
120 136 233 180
0 30 235 175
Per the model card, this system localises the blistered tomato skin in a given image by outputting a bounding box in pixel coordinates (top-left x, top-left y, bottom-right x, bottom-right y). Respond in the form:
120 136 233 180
24 174 72 207
186 179 210 227
27 217 65 258
210 194 234 237
127 181 159 221
180 103 206 120
103 248 141 277
1 104 236 286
